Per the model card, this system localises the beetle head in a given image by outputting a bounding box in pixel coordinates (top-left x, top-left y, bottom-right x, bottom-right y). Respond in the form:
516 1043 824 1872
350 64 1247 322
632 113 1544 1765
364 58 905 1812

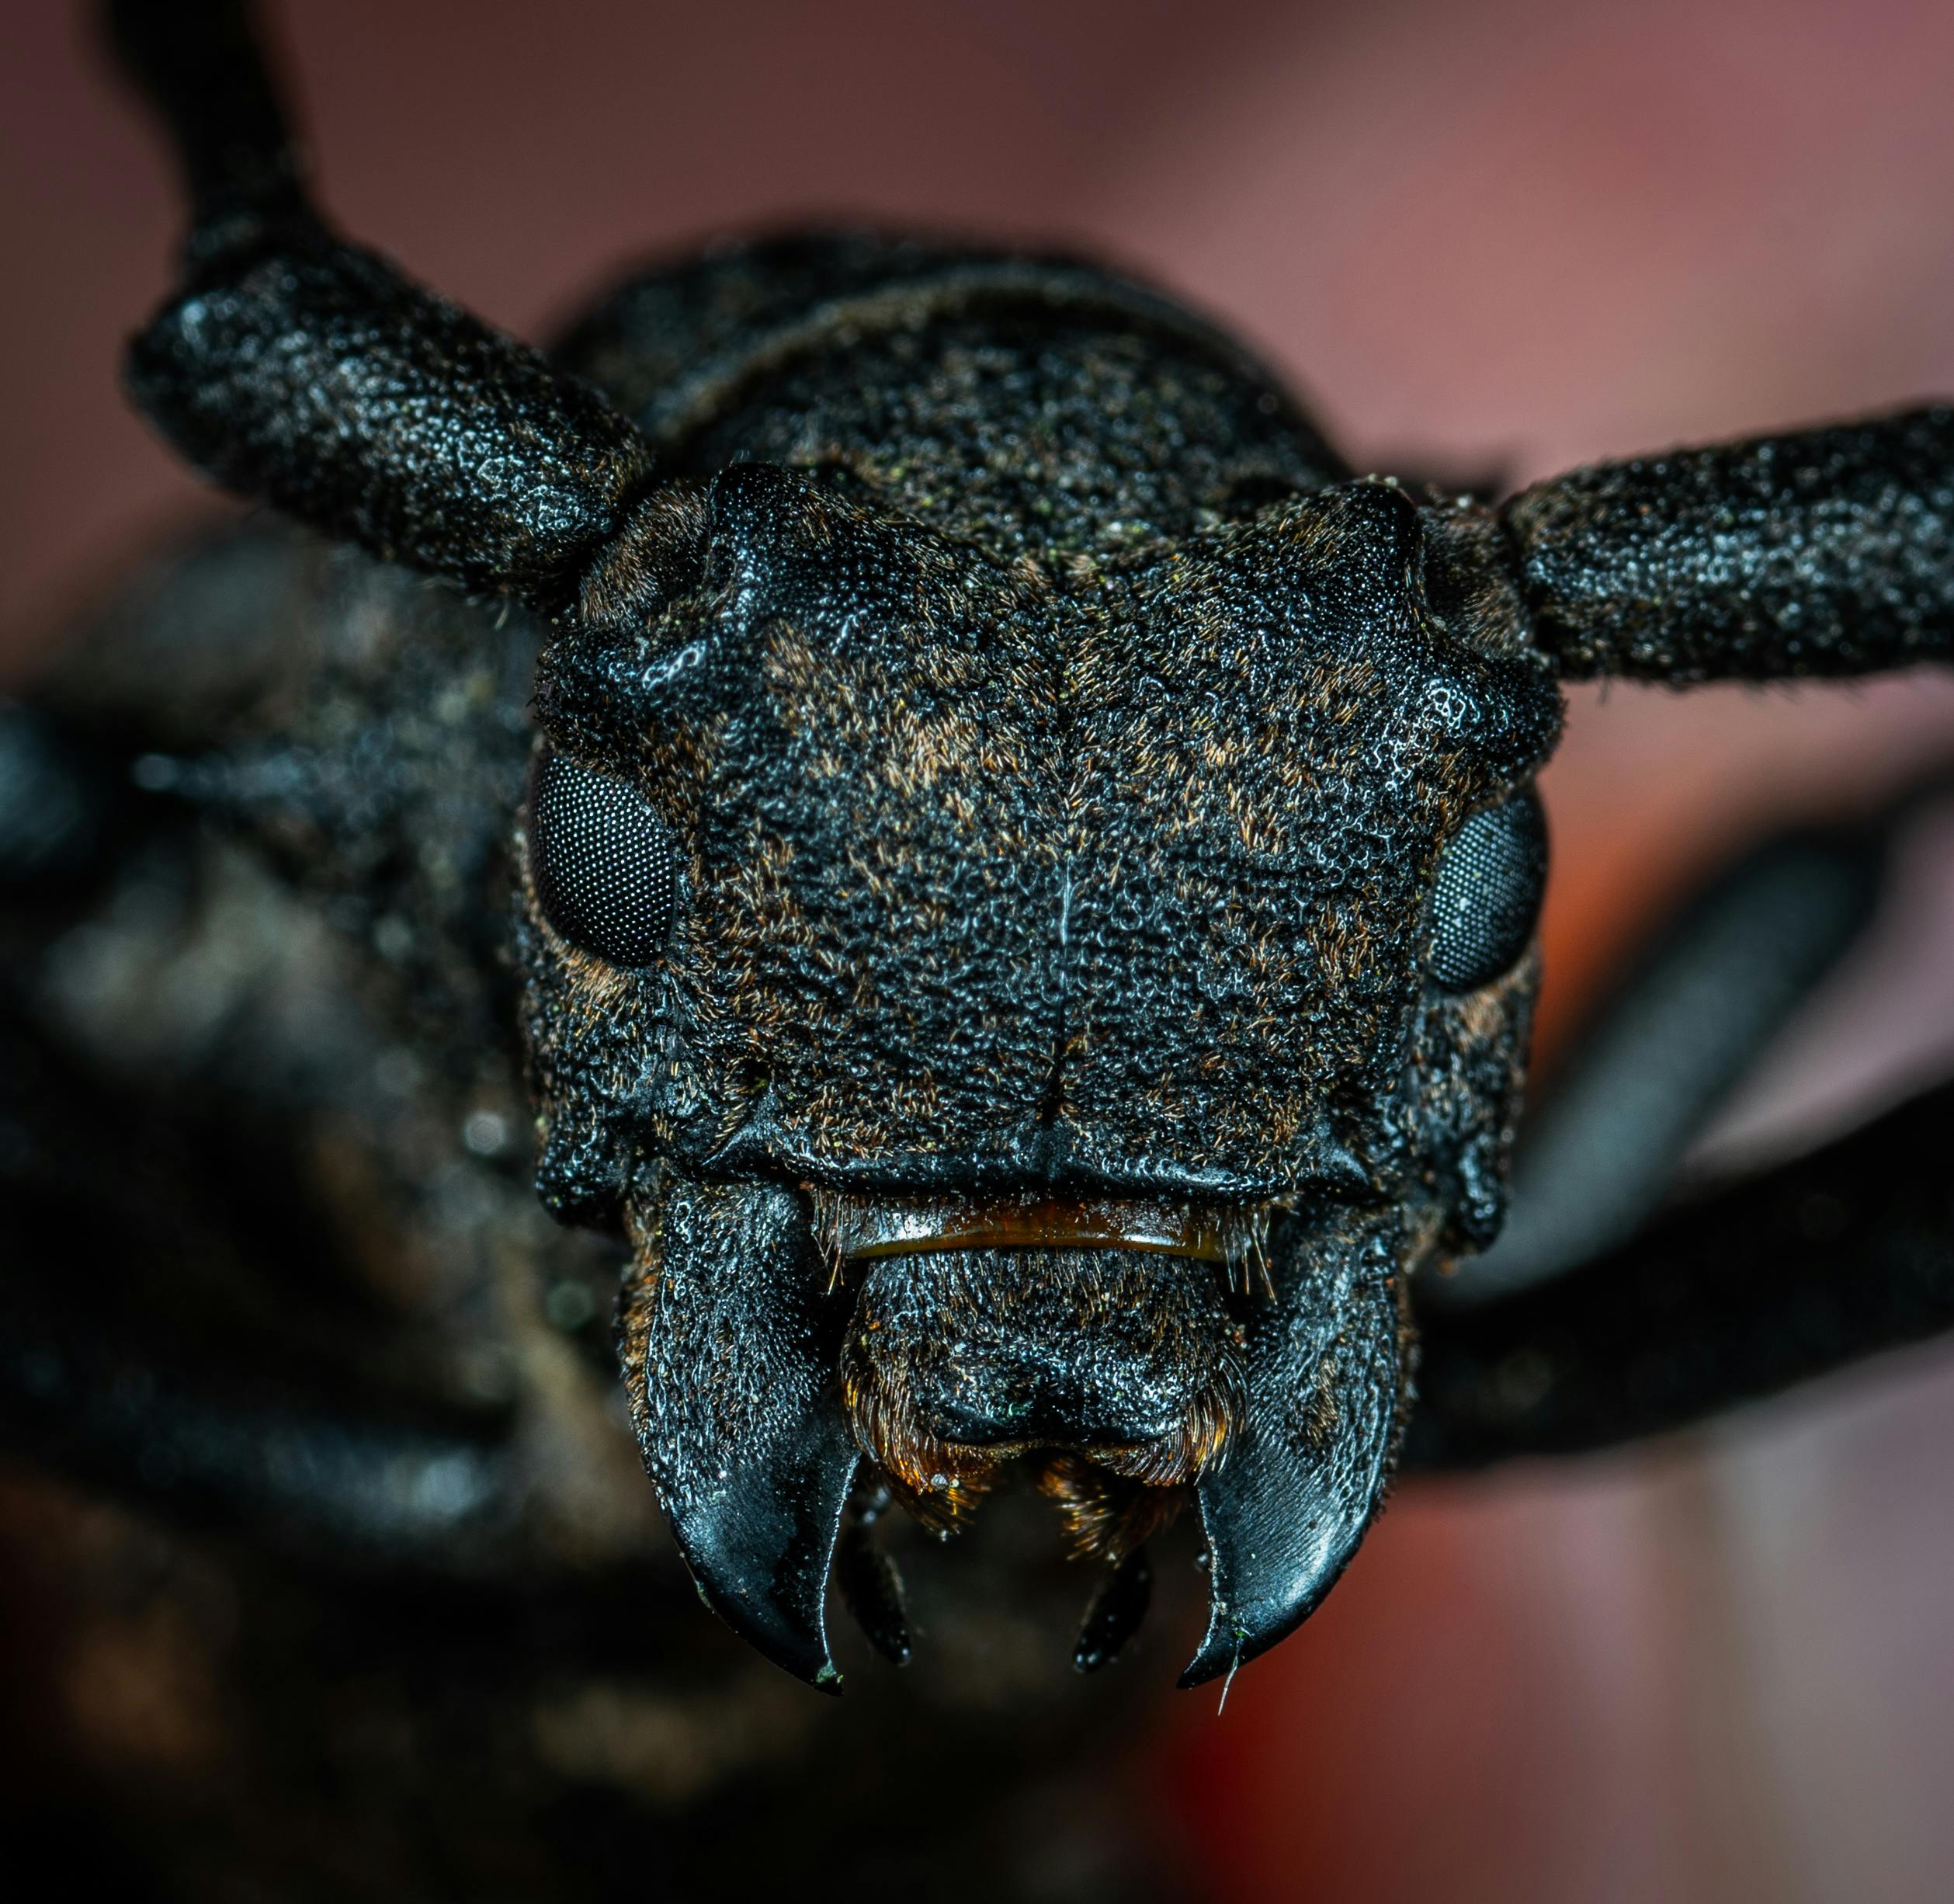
520 463 1560 1683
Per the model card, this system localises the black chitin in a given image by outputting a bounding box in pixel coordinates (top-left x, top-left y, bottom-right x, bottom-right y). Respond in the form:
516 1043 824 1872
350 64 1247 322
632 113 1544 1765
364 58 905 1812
9 0 1954 1716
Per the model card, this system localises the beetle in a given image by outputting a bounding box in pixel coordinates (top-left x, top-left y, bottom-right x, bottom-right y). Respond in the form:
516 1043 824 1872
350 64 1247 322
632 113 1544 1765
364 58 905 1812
4 0 1953 1717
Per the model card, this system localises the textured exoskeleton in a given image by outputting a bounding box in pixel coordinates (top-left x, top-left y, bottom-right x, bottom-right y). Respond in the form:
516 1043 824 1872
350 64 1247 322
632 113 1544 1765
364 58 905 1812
6 0 1953 1714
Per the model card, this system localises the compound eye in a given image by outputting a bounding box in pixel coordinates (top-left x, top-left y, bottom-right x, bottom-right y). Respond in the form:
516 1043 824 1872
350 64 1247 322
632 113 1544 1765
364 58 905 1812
526 745 679 968
1428 787 1548 993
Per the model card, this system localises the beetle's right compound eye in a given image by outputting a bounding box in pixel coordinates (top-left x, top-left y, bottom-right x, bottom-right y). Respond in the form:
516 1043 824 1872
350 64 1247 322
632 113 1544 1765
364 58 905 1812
1426 786 1548 993
526 746 679 968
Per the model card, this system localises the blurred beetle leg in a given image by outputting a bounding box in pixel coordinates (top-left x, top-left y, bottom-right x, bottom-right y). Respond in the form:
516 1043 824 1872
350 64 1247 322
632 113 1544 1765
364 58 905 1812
619 1182 859 1690
1407 1076 1954 1467
1446 825 1879 1307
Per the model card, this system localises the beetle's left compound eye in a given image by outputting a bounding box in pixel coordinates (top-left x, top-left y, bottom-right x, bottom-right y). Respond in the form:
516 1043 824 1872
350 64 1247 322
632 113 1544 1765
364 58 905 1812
526 746 679 968
1427 787 1548 992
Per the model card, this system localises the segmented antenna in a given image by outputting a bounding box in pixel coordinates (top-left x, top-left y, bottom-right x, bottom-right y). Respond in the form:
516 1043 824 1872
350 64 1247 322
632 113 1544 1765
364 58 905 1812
104 0 309 259
102 0 657 611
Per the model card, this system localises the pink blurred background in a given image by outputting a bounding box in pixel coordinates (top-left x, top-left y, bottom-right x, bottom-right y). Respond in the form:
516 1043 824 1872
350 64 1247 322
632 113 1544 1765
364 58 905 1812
6 2 1953 1898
